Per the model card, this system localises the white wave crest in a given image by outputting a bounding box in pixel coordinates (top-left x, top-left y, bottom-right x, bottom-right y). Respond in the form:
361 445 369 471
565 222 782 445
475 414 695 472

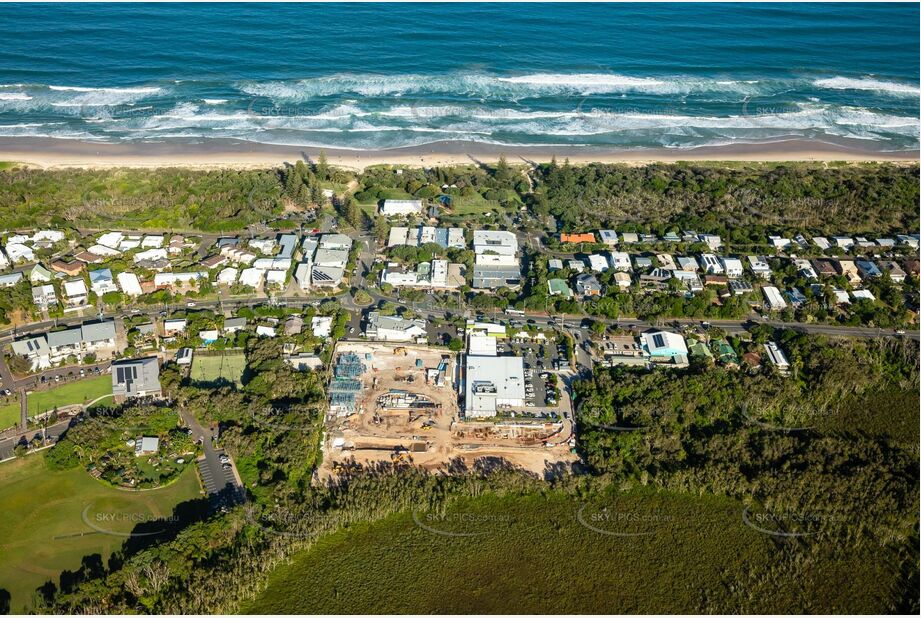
813 76 919 96
237 72 767 101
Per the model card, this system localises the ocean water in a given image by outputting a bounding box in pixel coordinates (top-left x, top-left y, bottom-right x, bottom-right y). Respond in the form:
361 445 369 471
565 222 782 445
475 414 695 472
0 3 917 152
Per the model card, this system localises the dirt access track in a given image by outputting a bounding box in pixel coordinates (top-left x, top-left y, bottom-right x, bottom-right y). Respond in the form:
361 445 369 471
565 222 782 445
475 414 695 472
317 341 579 482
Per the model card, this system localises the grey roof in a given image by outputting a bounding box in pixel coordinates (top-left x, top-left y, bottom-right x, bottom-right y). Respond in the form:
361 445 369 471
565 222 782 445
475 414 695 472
224 317 248 329
81 320 116 344
472 264 521 289
112 357 161 398
135 322 155 335
12 336 49 357
47 328 82 349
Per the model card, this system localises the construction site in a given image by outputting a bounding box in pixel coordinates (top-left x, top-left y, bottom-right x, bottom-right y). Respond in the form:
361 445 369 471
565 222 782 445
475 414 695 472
317 341 580 481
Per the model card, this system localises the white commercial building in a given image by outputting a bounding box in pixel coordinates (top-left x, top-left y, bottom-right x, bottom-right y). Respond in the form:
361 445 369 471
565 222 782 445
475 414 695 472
380 199 423 216
464 355 525 418
364 312 427 342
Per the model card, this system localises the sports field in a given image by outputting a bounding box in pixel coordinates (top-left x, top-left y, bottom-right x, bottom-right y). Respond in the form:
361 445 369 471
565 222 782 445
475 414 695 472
190 351 246 387
26 375 113 417
0 455 201 612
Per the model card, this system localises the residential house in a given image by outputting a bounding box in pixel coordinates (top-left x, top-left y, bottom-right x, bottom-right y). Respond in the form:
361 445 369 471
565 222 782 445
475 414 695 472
855 259 882 279
721 257 743 278
763 342 790 374
29 264 53 284
834 260 862 285
311 316 333 338
676 256 699 272
112 357 162 402
768 236 792 251
587 254 608 273
882 261 906 283
0 272 23 287
700 254 723 275
698 234 722 250
11 335 51 370
547 278 574 299
575 273 602 297
810 259 837 277
50 260 84 276
832 236 855 250
116 272 143 297
793 259 818 281
612 271 631 290
608 251 631 272
163 318 187 336
728 279 753 296
673 270 703 293
560 232 595 244
31 284 58 310
812 236 831 251
747 255 771 279
62 279 89 309
89 269 117 296
656 254 677 271
598 230 618 247
762 286 787 311
217 267 239 285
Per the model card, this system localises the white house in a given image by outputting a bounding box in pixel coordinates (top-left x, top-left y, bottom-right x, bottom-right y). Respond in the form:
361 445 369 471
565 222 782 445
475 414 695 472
311 316 333 338
608 251 632 272
89 269 118 296
747 255 771 279
762 286 787 311
31 284 58 310
238 268 264 288
116 272 143 297
720 257 743 279
380 199 423 216
587 254 609 273
700 254 723 274
63 279 89 309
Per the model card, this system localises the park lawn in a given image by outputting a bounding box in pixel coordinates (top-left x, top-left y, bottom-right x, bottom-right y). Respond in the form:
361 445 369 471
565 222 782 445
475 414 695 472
0 399 20 431
190 352 246 387
0 455 202 612
247 490 901 614
26 375 113 418
448 193 503 216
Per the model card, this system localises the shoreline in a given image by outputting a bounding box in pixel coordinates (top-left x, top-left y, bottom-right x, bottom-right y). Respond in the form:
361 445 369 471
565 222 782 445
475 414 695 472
0 136 917 170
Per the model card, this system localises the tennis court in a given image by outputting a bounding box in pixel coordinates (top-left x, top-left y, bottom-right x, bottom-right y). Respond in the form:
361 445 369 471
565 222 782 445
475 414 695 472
190 351 246 387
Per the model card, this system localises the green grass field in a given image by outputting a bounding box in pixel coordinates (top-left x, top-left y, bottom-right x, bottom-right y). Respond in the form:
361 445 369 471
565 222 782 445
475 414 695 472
190 352 246 387
246 491 901 614
0 455 202 611
26 375 113 418
0 399 20 431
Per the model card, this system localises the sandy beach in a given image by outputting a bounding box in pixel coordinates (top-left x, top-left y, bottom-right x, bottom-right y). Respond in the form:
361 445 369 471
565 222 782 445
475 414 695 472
0 137 916 171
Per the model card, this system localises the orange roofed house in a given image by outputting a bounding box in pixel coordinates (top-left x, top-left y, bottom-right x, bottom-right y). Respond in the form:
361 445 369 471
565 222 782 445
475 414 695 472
560 233 596 244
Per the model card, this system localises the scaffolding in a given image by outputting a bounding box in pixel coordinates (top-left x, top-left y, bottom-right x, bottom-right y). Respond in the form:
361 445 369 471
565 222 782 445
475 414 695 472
329 353 367 415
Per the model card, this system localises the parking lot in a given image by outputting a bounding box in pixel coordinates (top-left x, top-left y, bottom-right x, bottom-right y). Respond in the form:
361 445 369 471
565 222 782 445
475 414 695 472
498 335 570 413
